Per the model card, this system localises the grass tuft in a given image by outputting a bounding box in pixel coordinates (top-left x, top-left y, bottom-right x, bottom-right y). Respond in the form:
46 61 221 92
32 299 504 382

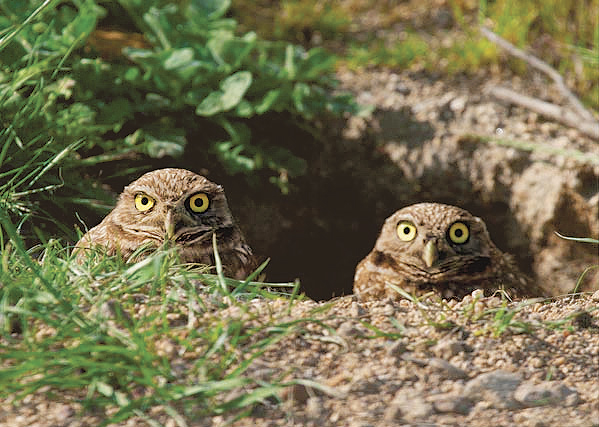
0 217 305 424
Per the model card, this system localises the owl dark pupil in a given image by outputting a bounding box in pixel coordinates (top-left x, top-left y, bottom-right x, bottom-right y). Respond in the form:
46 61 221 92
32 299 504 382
454 229 463 237
141 197 149 205
403 227 411 234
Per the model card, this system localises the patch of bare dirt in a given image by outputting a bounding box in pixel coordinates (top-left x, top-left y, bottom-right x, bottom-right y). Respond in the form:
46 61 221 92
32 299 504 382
2 291 598 427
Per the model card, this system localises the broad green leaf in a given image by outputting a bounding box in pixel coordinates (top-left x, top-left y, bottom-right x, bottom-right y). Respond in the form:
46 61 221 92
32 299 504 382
292 82 311 114
196 71 252 116
96 381 114 397
220 119 251 143
195 91 223 116
220 71 252 110
96 98 133 130
145 135 186 158
192 0 231 20
207 32 256 68
163 48 194 70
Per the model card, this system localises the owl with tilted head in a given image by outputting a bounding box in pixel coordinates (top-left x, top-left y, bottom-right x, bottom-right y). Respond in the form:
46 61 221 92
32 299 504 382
75 168 254 279
353 203 544 300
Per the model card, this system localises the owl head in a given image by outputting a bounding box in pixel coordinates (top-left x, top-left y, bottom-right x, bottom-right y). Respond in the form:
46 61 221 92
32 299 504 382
374 203 494 279
111 168 235 245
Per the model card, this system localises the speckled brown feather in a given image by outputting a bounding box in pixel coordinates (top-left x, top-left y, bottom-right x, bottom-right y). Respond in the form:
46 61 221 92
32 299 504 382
75 168 255 279
353 203 544 300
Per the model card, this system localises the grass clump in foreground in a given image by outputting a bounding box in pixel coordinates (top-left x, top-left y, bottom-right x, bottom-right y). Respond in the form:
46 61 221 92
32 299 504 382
0 215 309 425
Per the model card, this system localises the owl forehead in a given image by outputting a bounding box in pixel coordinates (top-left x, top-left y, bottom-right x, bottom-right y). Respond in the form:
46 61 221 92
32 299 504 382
124 168 221 201
389 203 473 230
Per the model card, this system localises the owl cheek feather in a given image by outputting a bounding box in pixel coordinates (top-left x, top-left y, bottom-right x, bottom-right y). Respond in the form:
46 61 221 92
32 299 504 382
372 250 399 269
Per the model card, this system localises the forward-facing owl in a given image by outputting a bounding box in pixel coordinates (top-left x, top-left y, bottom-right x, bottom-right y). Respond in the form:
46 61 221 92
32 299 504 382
75 168 254 279
353 203 544 300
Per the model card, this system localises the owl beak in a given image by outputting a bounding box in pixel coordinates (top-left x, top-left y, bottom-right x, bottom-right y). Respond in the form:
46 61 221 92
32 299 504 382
164 210 175 240
423 240 438 268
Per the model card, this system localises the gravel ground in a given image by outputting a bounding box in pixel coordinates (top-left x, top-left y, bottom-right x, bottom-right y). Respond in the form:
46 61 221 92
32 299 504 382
2 290 598 427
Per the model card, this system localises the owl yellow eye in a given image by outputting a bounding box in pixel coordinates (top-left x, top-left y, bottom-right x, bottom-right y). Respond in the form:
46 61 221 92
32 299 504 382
134 193 155 212
188 193 210 213
448 222 469 244
396 221 417 241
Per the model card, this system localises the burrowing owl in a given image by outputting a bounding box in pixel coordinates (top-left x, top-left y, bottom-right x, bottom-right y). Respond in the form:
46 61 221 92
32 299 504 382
354 203 543 300
75 168 254 279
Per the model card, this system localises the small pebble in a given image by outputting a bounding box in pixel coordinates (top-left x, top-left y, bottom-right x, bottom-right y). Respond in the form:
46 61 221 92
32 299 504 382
305 397 325 418
429 358 469 379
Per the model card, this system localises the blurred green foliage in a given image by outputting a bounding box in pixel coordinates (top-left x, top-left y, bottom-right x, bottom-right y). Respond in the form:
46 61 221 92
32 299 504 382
0 0 361 240
235 0 598 111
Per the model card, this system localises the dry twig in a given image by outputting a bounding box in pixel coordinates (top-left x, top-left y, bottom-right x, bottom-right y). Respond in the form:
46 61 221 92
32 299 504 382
489 86 599 140
481 27 598 140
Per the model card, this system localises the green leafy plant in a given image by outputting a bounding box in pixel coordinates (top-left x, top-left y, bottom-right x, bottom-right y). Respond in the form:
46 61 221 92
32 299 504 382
0 0 361 241
0 209 302 424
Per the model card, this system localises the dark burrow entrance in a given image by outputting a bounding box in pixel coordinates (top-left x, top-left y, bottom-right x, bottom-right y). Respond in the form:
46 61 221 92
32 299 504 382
219 110 597 300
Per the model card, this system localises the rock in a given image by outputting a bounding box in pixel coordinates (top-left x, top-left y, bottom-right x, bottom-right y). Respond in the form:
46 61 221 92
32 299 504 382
337 321 361 337
54 403 75 420
386 340 408 357
428 358 469 379
514 382 579 407
570 310 597 329
348 422 375 427
385 391 433 422
350 378 382 394
98 299 132 324
431 338 468 359
305 397 325 419
382 403 403 423
349 301 367 317
450 95 467 113
464 370 522 409
429 392 474 414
